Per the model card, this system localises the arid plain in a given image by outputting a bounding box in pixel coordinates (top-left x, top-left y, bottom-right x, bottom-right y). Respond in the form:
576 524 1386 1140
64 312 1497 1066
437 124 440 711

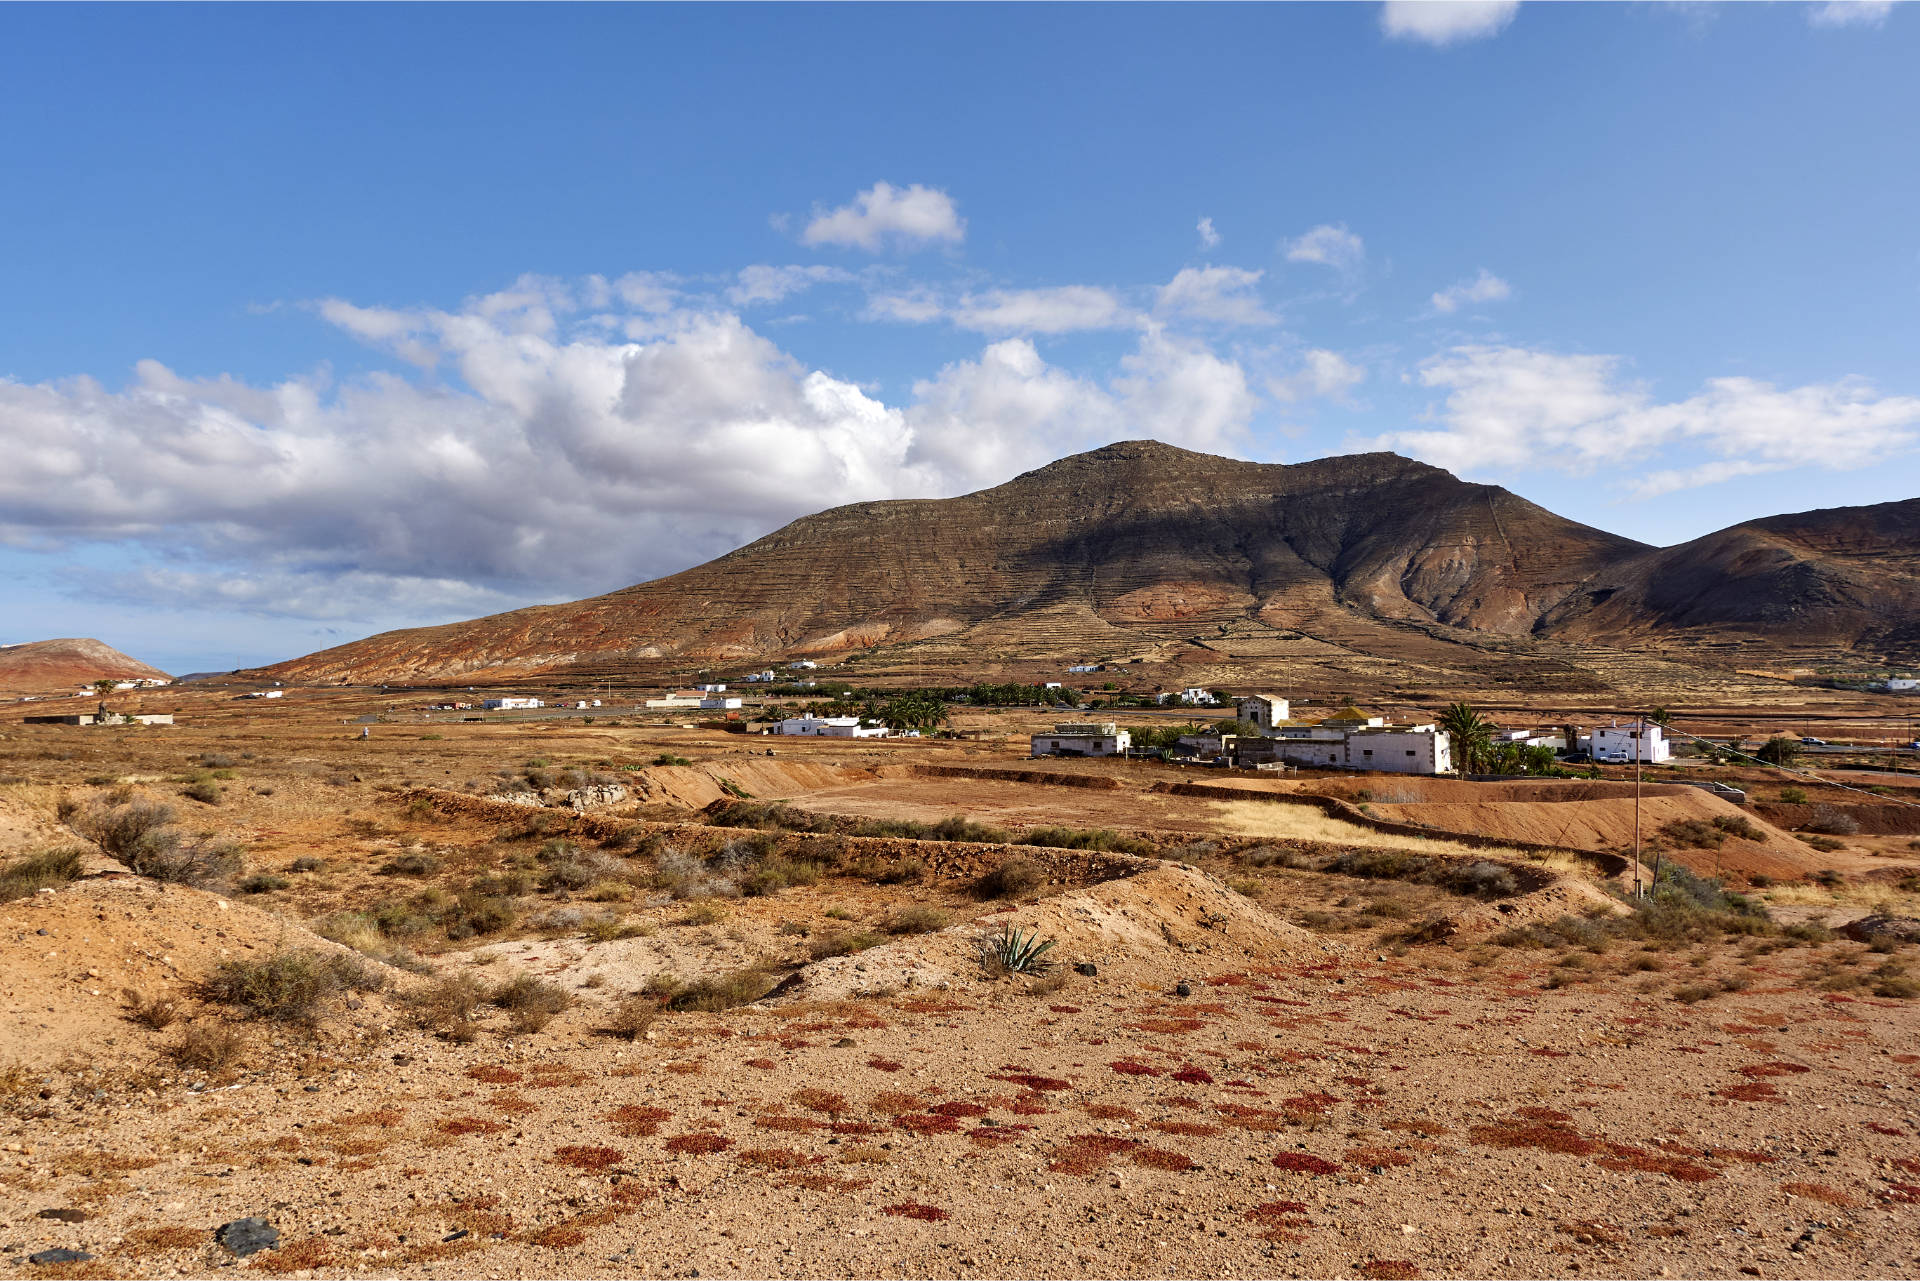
3 683 1919 1281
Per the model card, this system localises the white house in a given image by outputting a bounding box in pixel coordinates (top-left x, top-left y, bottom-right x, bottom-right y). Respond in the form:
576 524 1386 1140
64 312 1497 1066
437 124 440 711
1344 725 1452 775
483 697 543 711
1234 719 1451 775
1067 664 1100 674
743 670 777 683
1179 687 1218 706
1588 721 1670 764
642 693 703 709
787 661 818 670
1236 694 1289 730
1887 678 1917 693
1031 722 1131 757
696 683 727 693
776 715 888 738
700 696 744 711
237 689 284 700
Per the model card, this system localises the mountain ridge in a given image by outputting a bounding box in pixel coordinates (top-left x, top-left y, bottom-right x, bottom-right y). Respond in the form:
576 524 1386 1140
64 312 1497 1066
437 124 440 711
251 442 1918 687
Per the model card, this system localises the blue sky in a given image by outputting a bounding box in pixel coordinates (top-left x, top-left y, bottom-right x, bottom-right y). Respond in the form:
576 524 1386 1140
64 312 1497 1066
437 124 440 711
2 1 1916 674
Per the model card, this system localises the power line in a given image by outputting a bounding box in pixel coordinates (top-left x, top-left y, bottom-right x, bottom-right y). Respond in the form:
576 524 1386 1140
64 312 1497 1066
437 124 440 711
1655 723 1920 810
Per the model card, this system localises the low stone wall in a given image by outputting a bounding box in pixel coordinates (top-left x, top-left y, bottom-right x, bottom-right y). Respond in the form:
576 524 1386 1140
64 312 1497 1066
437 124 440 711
401 787 1148 890
904 763 1123 790
1152 781 1633 880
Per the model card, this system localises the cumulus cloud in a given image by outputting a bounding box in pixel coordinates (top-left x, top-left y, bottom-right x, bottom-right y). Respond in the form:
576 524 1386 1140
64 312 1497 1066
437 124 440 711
951 286 1136 334
1197 216 1220 249
1807 0 1896 26
1283 223 1366 271
800 181 965 252
727 264 851 306
1430 269 1512 314
1360 344 1920 493
1155 266 1274 326
1380 1 1521 45
905 328 1257 488
0 276 1264 621
1269 349 1366 403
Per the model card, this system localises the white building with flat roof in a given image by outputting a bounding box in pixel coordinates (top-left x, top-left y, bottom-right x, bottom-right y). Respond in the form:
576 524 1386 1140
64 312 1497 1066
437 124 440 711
1589 722 1670 764
1237 694 1289 730
483 697 543 710
1031 722 1130 758
700 696 744 711
777 715 887 738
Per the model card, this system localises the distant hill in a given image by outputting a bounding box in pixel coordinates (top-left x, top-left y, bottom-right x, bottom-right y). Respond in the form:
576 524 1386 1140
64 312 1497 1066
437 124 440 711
250 442 1920 691
257 441 1648 685
0 638 172 695
1539 497 1920 653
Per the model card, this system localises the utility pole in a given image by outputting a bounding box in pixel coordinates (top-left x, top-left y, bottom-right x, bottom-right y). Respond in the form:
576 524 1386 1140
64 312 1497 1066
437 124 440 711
1632 712 1645 900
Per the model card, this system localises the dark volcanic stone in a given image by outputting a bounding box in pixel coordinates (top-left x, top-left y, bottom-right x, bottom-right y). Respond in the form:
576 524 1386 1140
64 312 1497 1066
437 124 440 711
36 1209 86 1223
1074 962 1098 977
216 1217 280 1257
29 1250 94 1265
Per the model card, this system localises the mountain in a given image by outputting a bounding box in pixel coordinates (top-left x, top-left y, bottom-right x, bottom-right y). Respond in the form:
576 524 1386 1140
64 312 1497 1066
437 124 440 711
0 638 172 695
256 441 1647 685
252 442 1920 691
1539 496 1920 653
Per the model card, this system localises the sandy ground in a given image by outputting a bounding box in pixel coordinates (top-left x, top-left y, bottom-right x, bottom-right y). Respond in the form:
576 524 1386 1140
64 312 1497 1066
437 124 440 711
3 693 1919 1279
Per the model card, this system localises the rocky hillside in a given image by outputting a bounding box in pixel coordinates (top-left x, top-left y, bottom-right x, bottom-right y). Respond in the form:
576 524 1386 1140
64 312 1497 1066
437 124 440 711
0 638 171 695
1539 496 1920 654
257 442 1646 684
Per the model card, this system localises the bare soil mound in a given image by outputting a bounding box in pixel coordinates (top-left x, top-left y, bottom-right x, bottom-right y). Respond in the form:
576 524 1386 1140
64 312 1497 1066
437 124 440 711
0 874 393 1070
1366 784 1819 880
797 864 1345 1000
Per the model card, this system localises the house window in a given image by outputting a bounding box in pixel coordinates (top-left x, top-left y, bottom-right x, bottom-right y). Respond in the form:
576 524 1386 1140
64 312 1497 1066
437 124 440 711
1407 750 1416 756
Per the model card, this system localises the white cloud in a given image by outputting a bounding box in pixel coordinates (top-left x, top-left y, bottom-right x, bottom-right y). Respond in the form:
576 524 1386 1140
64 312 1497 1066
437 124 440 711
726 265 851 306
1113 329 1259 454
905 328 1257 488
0 277 1265 621
1807 1 1896 27
951 286 1135 335
1155 266 1274 327
1430 269 1513 314
1269 349 1366 403
1197 216 1220 249
863 288 946 325
1283 223 1366 271
800 182 965 252
1359 344 1920 494
1380 1 1521 45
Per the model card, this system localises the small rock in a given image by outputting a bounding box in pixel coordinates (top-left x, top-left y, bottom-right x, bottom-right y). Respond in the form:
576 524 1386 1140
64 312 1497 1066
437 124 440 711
391 1054 412 1066
217 1217 280 1257
303 1085 322 1093
443 1230 469 1242
832 1037 855 1048
29 1250 93 1265
36 1209 86 1224
1074 963 1098 977
1174 982 1192 998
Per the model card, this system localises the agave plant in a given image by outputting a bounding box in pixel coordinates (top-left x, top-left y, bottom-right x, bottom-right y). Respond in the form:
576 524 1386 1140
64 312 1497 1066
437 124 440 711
977 925 1057 976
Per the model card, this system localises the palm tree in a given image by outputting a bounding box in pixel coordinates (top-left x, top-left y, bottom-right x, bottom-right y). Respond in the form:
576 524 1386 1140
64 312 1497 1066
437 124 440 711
1438 701 1493 774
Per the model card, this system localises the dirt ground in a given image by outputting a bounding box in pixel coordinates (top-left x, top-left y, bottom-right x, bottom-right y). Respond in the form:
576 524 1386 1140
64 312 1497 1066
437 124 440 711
3 690 1919 1280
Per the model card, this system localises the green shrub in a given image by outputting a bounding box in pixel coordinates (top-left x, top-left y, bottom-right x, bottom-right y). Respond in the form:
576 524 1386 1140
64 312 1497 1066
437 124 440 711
490 973 574 1033
180 780 222 805
409 974 487 1042
0 847 84 902
974 856 1044 900
808 930 883 960
379 851 441 877
1778 786 1809 805
884 905 950 935
1019 826 1154 855
202 949 384 1025
742 856 822 897
668 966 778 1011
239 873 289 894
